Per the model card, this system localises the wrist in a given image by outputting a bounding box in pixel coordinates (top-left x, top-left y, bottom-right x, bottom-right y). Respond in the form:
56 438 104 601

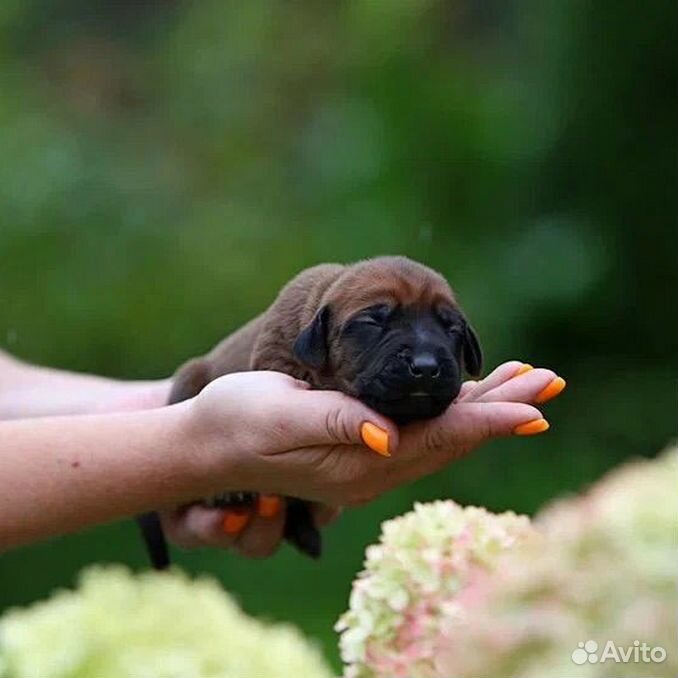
172 398 251 500
90 379 172 414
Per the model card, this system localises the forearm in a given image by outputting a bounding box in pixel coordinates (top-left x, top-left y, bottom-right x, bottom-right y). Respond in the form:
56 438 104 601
0 350 170 419
0 404 219 549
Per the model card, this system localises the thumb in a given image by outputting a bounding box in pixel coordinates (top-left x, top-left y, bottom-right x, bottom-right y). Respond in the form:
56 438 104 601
288 390 399 456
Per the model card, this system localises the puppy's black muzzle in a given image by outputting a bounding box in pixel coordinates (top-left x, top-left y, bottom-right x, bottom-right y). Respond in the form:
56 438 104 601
357 349 461 425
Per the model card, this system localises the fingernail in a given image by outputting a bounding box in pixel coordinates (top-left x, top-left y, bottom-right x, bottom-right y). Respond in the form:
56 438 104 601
360 422 390 457
535 376 567 404
514 418 550 436
514 363 534 376
257 495 281 519
222 509 250 534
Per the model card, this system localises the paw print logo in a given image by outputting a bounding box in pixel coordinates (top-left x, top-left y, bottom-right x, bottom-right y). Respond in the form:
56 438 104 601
571 640 599 665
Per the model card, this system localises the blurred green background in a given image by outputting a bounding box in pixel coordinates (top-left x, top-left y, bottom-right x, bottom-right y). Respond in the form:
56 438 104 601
0 0 675 669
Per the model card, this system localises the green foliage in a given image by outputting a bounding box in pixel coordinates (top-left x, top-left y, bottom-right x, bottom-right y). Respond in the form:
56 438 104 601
0 0 675 669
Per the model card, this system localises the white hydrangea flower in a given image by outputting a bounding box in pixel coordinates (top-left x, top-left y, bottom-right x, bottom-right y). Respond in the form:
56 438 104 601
338 447 678 678
0 566 333 678
445 448 678 678
336 500 535 678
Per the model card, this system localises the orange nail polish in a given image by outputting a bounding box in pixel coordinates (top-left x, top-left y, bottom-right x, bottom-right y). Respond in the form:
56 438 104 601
360 422 390 457
535 377 567 404
514 418 550 436
258 495 281 519
222 509 250 534
514 363 534 376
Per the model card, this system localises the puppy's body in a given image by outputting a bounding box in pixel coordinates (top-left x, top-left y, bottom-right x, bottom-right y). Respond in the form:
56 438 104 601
193 263 344 386
138 257 481 569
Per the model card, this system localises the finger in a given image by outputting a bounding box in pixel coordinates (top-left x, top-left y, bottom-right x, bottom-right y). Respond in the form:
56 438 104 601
474 368 563 404
160 505 242 549
448 401 548 442
400 401 547 459
232 502 285 559
159 508 203 549
457 380 480 399
312 503 342 527
273 390 400 457
172 501 286 557
380 401 548 492
458 361 526 402
257 494 283 519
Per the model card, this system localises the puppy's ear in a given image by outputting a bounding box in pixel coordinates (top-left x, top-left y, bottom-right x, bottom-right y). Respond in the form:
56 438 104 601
462 322 483 377
293 305 330 370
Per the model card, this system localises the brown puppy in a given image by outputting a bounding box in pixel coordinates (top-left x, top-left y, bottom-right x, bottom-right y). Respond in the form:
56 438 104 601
138 256 482 568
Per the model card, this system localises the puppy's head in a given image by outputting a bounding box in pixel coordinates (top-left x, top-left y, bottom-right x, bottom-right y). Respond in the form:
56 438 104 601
293 257 482 424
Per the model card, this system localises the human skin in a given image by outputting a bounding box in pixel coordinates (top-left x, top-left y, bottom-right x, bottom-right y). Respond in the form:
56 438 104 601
0 351 563 555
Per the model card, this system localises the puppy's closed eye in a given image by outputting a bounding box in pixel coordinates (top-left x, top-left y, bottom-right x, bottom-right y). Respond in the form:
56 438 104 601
436 307 464 333
351 304 393 326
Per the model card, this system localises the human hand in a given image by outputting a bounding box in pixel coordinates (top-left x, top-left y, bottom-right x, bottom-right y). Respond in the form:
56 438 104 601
158 371 383 558
372 360 565 492
158 499 340 559
162 362 565 557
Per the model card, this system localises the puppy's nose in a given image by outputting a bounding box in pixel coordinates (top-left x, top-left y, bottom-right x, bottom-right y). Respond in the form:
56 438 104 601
406 352 441 379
